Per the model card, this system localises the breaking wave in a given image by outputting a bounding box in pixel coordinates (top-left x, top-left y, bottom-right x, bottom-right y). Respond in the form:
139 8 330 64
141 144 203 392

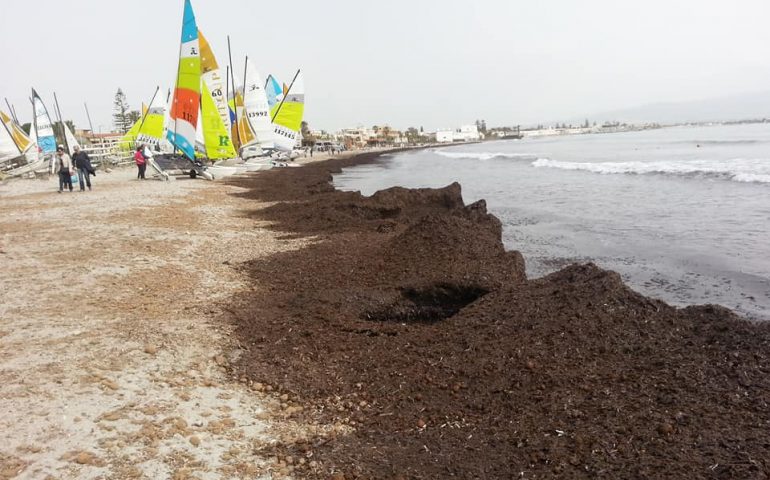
532 158 770 184
435 150 537 161
673 139 761 145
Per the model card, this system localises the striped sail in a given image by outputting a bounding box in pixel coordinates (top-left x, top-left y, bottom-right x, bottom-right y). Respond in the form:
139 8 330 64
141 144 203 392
165 0 201 160
31 89 56 154
270 71 305 152
243 58 273 149
201 80 236 159
0 111 33 154
199 31 230 134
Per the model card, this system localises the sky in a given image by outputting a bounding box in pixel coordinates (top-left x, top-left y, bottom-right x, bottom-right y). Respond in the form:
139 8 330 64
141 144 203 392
2 0 770 132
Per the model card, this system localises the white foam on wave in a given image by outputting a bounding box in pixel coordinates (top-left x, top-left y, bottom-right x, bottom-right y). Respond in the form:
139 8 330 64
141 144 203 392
531 158 770 184
435 150 536 161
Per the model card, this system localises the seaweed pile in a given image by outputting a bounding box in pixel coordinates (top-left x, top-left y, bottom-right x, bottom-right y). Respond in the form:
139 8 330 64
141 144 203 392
224 153 770 479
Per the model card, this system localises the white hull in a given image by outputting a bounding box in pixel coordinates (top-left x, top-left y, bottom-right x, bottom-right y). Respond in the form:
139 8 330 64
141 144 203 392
244 160 273 171
206 165 240 179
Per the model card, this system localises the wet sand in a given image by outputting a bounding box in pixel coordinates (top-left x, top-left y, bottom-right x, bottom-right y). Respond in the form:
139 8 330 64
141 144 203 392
225 151 770 479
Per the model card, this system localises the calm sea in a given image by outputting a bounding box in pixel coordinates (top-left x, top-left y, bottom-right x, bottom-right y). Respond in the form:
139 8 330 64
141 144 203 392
333 124 770 319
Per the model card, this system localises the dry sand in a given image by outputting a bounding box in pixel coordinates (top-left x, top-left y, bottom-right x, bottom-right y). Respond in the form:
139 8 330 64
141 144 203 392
0 158 344 479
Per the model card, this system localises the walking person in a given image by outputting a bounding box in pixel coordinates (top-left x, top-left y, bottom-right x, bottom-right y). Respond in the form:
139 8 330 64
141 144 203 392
134 145 147 179
54 145 74 193
72 145 94 191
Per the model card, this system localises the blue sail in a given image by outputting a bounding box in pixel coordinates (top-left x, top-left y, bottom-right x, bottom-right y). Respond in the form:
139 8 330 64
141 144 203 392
31 89 57 154
266 75 282 109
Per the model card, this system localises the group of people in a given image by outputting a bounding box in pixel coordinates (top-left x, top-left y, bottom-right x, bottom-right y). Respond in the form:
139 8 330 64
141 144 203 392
54 145 94 193
53 143 152 193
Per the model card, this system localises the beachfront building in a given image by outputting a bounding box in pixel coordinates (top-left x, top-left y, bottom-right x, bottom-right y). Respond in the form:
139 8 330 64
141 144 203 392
340 127 370 149
435 124 482 143
339 126 406 149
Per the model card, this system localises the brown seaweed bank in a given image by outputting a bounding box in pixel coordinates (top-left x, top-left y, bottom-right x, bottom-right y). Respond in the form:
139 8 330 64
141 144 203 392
224 152 770 479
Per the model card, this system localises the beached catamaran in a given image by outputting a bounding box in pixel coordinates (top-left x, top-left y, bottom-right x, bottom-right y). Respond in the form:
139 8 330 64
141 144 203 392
150 0 213 180
147 0 306 180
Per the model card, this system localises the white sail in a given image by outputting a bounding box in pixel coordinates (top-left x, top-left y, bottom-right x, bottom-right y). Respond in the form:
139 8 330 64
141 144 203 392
32 89 57 155
27 106 40 164
243 57 274 150
63 122 80 155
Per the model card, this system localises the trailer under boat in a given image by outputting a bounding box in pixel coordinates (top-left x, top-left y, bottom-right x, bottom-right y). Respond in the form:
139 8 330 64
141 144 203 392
151 153 213 180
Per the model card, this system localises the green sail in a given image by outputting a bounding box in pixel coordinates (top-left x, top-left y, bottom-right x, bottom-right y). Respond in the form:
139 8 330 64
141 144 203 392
201 80 236 159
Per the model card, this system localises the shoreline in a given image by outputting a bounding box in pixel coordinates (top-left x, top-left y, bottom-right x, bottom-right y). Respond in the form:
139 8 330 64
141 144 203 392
225 151 770 478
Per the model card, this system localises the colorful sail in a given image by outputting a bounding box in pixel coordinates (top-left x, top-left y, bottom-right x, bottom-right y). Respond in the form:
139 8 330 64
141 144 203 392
165 0 201 160
243 58 273 149
231 89 255 150
201 80 236 159
265 75 282 109
31 89 56 154
0 111 33 154
270 71 305 152
199 30 230 134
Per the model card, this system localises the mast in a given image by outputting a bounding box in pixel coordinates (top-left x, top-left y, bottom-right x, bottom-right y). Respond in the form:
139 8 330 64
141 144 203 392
53 92 70 154
271 69 301 122
84 102 95 136
135 86 160 147
264 74 272 91
171 2 185 156
4 98 19 125
225 65 230 120
227 35 241 146
30 90 39 144
241 55 249 142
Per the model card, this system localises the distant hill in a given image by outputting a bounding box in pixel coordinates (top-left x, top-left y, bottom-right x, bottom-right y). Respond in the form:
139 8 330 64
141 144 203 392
585 91 770 125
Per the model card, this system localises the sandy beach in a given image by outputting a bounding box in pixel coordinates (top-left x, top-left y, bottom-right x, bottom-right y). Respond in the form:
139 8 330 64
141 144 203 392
0 156 345 479
2 151 769 479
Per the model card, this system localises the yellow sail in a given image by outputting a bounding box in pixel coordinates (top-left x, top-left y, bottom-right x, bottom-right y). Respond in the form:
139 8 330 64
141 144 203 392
137 111 165 143
119 117 142 151
201 81 236 159
0 111 33 153
230 91 255 150
270 71 305 151
199 31 230 132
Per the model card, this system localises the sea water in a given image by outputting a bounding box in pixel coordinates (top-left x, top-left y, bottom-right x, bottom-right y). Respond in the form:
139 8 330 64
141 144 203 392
333 124 770 319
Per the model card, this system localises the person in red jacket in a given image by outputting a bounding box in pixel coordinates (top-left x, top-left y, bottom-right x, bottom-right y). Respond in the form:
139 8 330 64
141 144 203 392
134 145 147 179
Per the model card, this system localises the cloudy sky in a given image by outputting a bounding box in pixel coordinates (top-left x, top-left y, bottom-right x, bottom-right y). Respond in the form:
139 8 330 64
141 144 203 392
2 0 770 132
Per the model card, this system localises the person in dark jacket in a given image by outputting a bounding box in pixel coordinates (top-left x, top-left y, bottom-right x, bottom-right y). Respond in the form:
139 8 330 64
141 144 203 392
72 145 94 191
54 145 74 193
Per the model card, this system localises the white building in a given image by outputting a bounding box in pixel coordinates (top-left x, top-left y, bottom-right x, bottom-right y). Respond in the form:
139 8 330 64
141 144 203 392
435 130 454 143
435 124 481 143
